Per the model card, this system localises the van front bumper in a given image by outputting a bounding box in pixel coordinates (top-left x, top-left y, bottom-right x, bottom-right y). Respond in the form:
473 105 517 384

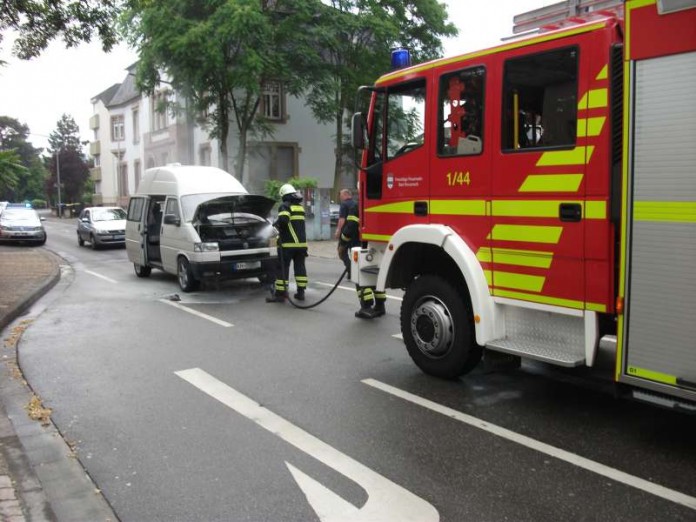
189 256 277 280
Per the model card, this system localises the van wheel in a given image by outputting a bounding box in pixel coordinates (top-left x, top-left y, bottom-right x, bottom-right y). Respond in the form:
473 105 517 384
77 233 84 246
177 257 199 292
90 234 99 250
400 274 482 379
134 264 151 278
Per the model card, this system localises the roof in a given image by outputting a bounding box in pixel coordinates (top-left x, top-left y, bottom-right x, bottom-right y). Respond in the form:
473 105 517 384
136 165 248 196
91 83 121 105
107 71 141 107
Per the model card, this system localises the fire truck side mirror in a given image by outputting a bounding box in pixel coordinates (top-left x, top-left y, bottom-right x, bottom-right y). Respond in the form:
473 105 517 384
351 112 366 150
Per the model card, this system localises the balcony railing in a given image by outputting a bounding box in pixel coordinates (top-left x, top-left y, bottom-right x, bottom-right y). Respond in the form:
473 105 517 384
89 114 99 130
90 141 100 156
90 167 102 181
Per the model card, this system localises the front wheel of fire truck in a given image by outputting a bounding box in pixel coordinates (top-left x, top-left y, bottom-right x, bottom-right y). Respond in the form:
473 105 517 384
401 274 482 379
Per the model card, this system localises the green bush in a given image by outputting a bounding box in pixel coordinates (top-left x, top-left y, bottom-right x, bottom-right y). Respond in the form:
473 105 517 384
32 199 47 209
264 177 318 201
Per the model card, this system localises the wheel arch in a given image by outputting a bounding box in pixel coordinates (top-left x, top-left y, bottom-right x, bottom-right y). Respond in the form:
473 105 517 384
377 224 498 345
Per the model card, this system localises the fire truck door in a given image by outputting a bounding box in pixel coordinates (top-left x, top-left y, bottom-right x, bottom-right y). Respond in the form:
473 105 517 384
490 46 588 308
622 50 696 394
363 79 430 237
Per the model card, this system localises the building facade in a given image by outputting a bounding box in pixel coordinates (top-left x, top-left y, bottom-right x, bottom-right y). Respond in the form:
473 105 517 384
88 67 338 208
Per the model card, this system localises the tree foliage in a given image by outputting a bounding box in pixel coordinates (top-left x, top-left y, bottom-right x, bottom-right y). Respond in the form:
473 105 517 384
46 114 89 205
0 116 47 201
123 0 325 183
0 0 120 61
307 0 457 192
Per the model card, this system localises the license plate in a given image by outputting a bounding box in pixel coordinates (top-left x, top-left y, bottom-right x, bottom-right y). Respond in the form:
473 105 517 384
234 261 261 271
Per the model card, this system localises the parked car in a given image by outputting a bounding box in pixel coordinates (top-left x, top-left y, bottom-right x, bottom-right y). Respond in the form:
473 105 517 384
76 207 127 249
0 207 47 245
330 202 340 225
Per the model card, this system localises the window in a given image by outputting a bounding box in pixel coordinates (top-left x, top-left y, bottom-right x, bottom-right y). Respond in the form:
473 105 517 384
118 163 128 197
127 197 145 221
132 107 140 143
502 47 578 150
438 67 485 156
111 115 125 142
164 198 180 218
385 80 426 160
151 91 169 131
199 144 212 166
262 81 284 121
134 160 141 192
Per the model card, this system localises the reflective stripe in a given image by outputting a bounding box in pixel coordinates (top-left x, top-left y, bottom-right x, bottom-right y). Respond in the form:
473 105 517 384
487 225 563 244
536 146 595 166
633 202 696 223
430 200 487 216
626 366 677 385
278 211 291 217
578 89 608 109
362 233 392 242
280 242 308 248
595 64 608 80
290 216 305 221
519 174 584 193
364 202 414 214
494 289 606 312
477 247 554 269
577 117 606 137
493 271 545 292
347 215 360 223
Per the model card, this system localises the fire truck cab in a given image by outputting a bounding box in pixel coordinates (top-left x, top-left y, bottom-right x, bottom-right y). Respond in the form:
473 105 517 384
351 0 696 411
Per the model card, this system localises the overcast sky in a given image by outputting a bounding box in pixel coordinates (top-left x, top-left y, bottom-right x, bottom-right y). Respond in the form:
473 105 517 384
0 0 557 153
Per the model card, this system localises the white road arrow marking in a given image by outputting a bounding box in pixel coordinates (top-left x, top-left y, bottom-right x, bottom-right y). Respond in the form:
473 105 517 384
175 368 439 522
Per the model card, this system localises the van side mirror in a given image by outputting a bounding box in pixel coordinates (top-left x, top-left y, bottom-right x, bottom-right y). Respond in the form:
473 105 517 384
163 214 181 226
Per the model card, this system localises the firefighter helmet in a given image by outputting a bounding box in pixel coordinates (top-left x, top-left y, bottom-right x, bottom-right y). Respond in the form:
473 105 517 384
279 183 297 198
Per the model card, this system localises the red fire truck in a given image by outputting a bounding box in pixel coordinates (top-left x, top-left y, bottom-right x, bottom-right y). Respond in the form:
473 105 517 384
350 0 696 411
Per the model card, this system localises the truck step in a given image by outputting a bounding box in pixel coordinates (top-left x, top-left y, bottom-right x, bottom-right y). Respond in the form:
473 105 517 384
486 338 585 367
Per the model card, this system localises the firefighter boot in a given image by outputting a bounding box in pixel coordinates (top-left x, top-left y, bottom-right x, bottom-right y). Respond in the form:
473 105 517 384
293 289 305 301
266 291 287 303
372 299 386 318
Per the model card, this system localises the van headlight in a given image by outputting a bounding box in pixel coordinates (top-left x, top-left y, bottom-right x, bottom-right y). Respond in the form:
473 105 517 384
194 242 219 252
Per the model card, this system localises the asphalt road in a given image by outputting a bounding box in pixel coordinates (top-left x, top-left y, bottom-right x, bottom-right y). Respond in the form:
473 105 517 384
16 218 696 521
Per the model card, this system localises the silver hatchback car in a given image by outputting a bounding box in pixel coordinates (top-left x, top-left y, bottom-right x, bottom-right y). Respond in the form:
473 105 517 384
0 207 47 245
76 207 127 249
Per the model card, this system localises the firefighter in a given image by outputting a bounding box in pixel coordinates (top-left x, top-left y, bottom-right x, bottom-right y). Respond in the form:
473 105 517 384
337 203 386 319
266 183 308 303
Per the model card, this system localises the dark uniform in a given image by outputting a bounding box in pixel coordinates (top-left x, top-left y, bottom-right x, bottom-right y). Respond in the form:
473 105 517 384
267 192 308 302
337 205 386 319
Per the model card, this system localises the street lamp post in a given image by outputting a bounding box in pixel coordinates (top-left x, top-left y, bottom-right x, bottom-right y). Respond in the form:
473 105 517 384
55 149 62 218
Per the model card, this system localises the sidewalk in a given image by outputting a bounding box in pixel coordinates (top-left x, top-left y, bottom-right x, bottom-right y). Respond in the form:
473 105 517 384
0 232 339 521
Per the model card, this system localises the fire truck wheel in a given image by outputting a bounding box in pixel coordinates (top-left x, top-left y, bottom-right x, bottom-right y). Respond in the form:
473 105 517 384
401 274 481 379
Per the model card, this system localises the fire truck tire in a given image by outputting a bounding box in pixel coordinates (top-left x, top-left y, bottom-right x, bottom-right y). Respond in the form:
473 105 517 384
401 274 482 379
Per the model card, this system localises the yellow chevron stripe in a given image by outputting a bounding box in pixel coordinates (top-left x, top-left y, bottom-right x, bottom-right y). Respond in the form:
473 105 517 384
633 201 696 223
578 88 608 110
493 289 606 312
487 225 563 244
596 65 608 80
493 200 606 219
519 174 583 192
477 247 554 268
536 146 594 166
577 117 606 137
430 200 487 216
585 201 607 219
494 271 545 292
364 202 415 214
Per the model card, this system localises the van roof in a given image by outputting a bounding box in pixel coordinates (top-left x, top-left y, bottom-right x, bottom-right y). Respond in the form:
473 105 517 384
136 165 247 196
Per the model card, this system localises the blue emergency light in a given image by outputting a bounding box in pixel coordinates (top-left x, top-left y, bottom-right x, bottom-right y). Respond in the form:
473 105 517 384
391 48 411 70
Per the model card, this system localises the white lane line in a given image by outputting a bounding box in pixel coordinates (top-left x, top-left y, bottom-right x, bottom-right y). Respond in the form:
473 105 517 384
315 282 402 301
84 270 118 284
159 299 233 327
175 368 438 522
363 378 696 511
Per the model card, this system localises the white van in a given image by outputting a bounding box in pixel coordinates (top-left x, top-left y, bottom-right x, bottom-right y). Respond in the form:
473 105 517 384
125 164 277 291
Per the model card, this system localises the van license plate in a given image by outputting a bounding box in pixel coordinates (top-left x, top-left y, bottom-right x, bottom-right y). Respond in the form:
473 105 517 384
234 261 261 271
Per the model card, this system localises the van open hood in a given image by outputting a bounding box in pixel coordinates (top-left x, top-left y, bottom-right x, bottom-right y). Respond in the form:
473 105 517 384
192 194 275 222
